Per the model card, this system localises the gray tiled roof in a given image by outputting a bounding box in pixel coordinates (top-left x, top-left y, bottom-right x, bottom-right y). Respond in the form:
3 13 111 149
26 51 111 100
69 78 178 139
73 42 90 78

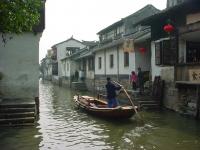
51 37 83 47
97 4 160 35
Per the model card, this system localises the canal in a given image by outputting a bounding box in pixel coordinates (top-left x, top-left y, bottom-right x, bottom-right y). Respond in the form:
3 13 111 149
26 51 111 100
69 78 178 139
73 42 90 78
0 80 200 150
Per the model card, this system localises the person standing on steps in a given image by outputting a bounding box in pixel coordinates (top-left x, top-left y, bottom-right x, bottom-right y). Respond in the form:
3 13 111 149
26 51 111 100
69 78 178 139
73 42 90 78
130 71 137 90
105 77 121 108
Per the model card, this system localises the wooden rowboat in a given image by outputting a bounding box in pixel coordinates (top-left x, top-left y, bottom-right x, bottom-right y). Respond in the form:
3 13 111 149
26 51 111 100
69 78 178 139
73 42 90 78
73 95 136 119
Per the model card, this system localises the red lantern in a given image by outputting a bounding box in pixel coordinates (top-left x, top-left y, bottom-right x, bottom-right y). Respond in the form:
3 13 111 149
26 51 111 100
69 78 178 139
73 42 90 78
163 24 174 34
139 47 146 54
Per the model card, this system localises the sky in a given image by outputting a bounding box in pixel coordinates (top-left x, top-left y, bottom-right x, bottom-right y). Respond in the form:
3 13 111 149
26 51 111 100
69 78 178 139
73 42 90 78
39 0 167 61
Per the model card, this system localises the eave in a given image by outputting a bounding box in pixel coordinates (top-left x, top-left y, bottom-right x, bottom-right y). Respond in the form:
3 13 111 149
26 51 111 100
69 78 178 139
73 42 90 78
139 0 200 26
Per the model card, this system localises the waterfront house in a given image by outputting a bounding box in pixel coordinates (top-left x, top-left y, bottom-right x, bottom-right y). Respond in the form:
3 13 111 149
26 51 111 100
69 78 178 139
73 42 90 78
40 49 54 81
140 0 200 118
0 0 45 125
93 5 160 91
52 37 86 86
0 2 45 101
60 40 97 89
50 46 59 84
71 41 98 91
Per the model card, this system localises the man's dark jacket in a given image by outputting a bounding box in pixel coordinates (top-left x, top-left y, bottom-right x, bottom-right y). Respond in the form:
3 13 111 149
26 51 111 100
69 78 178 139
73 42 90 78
106 82 121 99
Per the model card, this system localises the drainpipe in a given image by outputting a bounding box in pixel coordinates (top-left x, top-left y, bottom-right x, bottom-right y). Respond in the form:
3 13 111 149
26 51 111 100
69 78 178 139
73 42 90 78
104 49 106 77
196 85 200 120
93 53 96 97
117 46 119 81
174 29 179 81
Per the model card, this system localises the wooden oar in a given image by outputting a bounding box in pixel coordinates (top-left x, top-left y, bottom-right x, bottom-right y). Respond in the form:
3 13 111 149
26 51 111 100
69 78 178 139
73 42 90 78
113 81 138 113
113 81 143 121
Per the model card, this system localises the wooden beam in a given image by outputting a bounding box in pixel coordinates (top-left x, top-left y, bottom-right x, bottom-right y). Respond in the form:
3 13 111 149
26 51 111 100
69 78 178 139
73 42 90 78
179 22 200 35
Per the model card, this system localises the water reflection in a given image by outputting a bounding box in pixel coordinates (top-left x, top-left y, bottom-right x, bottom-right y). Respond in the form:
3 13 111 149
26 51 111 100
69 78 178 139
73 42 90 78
0 126 41 150
0 80 200 150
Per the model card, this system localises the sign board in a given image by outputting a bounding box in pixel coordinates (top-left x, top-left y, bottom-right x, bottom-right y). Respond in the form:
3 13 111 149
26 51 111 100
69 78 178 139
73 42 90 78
189 69 200 81
123 39 134 52
186 12 200 25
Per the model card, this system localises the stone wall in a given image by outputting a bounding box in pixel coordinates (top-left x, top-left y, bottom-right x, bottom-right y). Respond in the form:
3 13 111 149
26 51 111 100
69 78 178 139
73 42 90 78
178 87 198 117
94 75 131 94
163 82 179 111
162 81 199 118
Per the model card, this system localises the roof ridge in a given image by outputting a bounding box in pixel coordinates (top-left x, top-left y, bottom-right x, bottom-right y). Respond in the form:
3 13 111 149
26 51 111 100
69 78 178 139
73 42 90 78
51 37 83 47
124 4 160 20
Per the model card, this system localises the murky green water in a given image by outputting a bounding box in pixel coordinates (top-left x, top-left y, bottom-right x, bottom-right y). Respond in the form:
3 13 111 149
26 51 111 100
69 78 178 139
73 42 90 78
0 80 200 150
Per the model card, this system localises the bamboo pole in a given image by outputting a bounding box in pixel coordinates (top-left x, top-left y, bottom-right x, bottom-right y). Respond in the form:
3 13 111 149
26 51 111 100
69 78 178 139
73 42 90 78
113 81 143 121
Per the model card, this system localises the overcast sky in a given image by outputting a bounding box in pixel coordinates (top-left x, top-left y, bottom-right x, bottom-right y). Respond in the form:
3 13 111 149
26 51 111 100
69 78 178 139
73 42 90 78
39 0 167 61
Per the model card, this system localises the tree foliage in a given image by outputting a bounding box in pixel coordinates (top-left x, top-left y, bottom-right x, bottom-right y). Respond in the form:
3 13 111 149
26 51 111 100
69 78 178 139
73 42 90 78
0 0 42 34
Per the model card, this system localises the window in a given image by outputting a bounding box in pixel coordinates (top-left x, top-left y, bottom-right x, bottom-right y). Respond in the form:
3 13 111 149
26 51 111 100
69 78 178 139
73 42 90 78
186 42 200 63
155 38 177 65
88 57 94 70
114 26 123 39
124 52 129 67
110 54 114 68
66 47 80 55
98 57 102 69
155 42 161 65
52 62 58 75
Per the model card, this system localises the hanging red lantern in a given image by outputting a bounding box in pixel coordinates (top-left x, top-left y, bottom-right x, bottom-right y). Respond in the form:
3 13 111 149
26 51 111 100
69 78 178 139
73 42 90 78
139 47 146 54
163 24 174 34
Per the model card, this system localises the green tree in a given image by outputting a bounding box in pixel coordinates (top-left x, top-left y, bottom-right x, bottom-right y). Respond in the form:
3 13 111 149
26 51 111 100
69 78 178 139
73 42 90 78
0 0 43 43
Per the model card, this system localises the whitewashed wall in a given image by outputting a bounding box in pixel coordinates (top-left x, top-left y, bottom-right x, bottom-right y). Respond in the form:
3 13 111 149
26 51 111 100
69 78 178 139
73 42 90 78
0 33 41 99
151 41 162 80
95 46 136 76
95 50 105 75
86 59 94 79
178 38 186 63
86 70 94 79
61 60 66 77
60 59 78 83
44 58 52 79
44 65 52 79
105 47 118 75
70 61 77 76
118 47 135 75
135 43 151 72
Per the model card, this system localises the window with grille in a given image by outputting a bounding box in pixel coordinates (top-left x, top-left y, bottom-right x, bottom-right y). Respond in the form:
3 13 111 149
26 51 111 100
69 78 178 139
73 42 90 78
98 57 102 69
155 38 177 65
186 42 200 63
110 54 114 68
124 52 129 67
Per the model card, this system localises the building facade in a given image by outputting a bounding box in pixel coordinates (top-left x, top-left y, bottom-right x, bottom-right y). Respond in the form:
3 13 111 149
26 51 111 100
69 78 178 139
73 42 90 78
0 2 45 101
94 5 160 91
52 37 86 86
142 0 200 118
